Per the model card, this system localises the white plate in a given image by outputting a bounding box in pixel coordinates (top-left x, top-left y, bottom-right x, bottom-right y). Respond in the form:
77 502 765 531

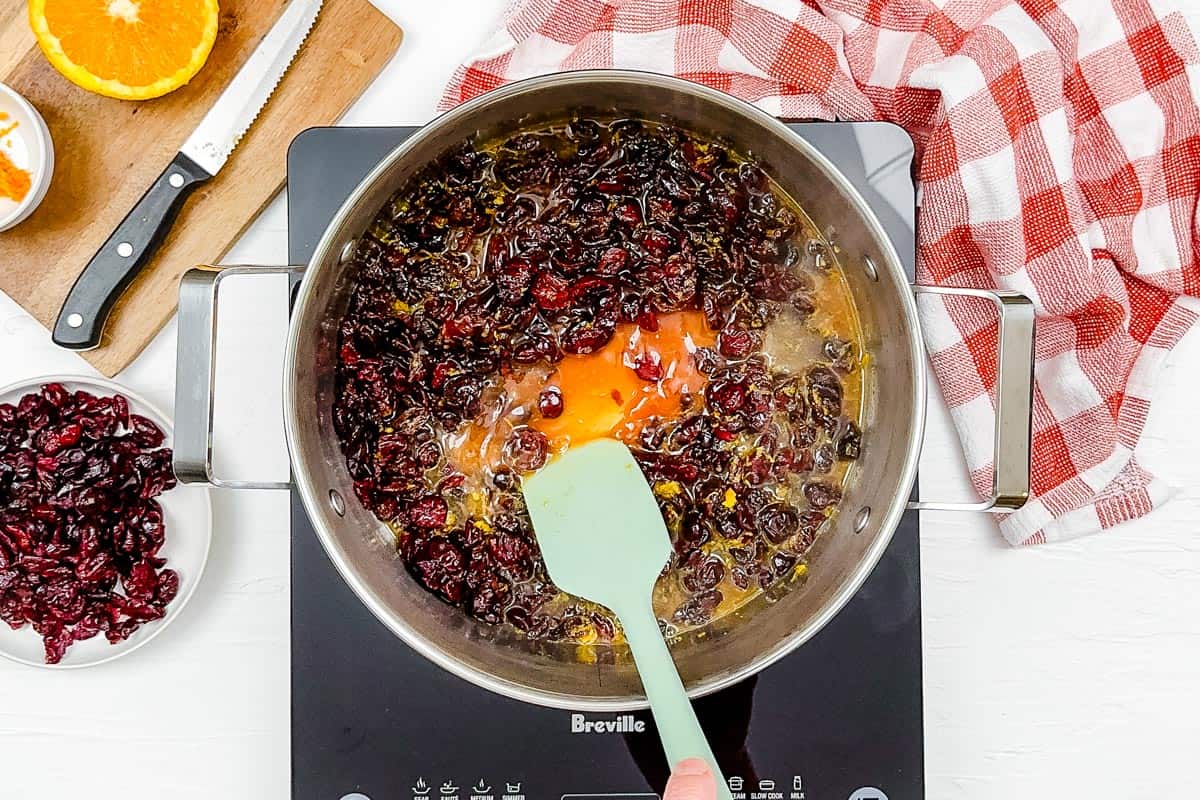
0 375 212 668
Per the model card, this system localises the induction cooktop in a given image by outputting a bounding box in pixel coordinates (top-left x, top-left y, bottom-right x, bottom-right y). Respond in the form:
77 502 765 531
287 122 923 800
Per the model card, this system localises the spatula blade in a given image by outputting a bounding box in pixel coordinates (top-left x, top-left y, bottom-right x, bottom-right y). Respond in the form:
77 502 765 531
522 439 671 609
522 439 733 799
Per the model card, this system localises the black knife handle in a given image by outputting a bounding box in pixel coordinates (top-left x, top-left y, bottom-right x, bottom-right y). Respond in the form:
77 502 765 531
52 152 212 350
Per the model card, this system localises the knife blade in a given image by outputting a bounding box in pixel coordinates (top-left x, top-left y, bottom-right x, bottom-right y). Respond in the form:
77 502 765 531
52 0 324 351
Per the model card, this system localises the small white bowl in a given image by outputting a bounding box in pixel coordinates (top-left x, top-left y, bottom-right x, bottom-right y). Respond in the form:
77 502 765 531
0 375 212 669
0 83 54 232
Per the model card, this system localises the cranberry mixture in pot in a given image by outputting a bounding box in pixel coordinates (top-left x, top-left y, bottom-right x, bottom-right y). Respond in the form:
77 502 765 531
333 118 864 646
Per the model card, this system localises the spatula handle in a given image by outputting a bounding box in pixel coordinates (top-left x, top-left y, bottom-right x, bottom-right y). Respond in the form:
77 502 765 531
619 601 732 800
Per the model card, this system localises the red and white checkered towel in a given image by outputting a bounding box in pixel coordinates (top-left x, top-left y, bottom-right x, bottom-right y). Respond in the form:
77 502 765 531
439 0 1200 545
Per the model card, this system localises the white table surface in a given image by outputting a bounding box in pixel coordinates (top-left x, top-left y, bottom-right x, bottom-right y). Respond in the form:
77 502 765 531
2 3 1199 798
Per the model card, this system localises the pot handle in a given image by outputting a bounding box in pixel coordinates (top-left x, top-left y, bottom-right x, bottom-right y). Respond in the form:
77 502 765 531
908 286 1036 513
174 264 303 489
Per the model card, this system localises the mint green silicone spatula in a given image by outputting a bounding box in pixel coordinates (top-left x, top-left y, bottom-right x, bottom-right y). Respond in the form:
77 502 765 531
523 438 731 800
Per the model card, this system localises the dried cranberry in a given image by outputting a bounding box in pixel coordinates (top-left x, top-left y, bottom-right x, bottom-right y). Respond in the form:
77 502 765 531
497 257 535 301
632 352 664 382
39 423 83 455
442 374 485 417
691 347 721 376
504 428 549 472
635 305 660 332
676 512 712 552
489 533 534 580
590 613 615 641
813 443 835 474
596 246 628 276
768 551 798 584
538 387 564 419
614 200 642 226
647 197 674 224
128 415 165 448
491 468 516 491
718 328 759 358
681 553 726 593
804 481 841 510
408 538 466 603
708 381 746 414
0 387 180 662
408 495 448 529
156 569 180 604
505 605 532 631
122 560 159 601
837 421 862 459
40 383 69 409
468 574 511 624
560 320 615 354
729 565 755 590
807 367 843 423
441 315 478 340
43 626 71 664
532 271 572 312
823 337 856 372
758 503 800 544
641 229 674 259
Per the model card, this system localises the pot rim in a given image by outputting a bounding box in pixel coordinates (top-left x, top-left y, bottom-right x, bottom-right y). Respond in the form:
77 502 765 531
283 69 926 710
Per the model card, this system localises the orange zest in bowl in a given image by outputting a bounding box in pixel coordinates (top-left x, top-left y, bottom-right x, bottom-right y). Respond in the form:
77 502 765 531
0 111 17 140
0 150 31 203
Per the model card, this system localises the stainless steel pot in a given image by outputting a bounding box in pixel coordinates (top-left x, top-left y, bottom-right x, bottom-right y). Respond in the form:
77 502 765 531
172 71 1035 710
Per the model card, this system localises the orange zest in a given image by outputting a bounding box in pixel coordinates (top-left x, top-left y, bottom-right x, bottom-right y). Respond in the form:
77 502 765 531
28 0 220 101
0 150 31 203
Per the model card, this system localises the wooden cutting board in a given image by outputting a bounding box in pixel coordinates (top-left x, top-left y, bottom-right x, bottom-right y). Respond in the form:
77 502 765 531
0 0 402 375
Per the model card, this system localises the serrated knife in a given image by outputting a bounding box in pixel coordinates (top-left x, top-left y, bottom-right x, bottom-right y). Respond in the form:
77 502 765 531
52 0 324 350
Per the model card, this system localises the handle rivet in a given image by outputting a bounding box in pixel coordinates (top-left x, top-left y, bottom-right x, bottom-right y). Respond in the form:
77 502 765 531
117 242 134 258
168 173 185 188
853 506 871 533
863 255 879 282
66 313 84 329
339 240 357 265
329 489 346 517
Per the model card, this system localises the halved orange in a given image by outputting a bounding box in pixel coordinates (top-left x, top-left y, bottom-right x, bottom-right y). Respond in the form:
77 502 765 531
29 0 220 101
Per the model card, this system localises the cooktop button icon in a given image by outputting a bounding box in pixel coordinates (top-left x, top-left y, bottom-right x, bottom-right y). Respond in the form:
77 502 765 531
473 779 492 794
441 781 460 795
759 779 776 791
413 777 431 796
848 788 888 800
728 776 744 792
505 783 522 794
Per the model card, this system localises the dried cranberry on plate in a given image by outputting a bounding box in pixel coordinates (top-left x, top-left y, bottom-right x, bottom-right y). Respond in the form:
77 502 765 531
0 384 178 664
